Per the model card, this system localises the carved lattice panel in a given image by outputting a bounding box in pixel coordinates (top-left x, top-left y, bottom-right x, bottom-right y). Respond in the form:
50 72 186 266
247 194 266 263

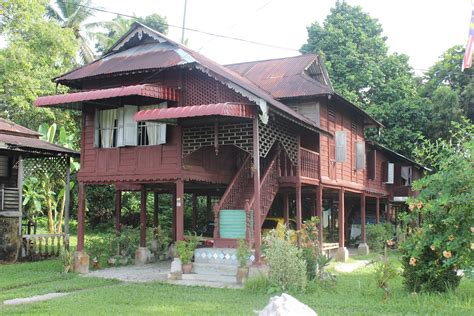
182 122 253 157
22 157 68 179
259 116 298 165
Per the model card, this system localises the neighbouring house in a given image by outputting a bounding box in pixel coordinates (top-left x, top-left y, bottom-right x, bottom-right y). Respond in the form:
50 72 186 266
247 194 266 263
0 118 78 263
34 22 425 272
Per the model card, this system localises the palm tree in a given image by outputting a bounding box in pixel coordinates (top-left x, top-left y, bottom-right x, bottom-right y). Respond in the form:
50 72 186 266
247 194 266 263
47 0 96 63
91 15 134 54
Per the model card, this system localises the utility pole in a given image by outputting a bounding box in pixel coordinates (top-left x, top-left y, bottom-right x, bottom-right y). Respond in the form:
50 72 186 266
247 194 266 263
181 0 188 44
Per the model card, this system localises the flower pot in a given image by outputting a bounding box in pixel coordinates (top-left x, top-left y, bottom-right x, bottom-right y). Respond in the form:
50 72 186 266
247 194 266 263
182 263 193 274
236 267 249 284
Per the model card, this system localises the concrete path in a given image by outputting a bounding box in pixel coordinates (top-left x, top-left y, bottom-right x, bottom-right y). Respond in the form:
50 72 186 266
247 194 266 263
84 260 171 283
334 260 371 273
3 293 70 305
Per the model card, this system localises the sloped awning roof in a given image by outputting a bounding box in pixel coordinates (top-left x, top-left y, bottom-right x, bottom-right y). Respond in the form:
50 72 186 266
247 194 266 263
0 134 79 157
34 84 179 108
134 102 255 122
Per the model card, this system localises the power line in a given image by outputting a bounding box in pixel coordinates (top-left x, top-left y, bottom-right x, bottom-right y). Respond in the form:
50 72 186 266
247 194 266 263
66 1 299 52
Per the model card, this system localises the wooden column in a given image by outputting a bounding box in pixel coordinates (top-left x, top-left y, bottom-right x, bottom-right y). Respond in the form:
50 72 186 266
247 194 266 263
283 192 289 224
206 195 212 221
296 135 302 231
375 197 380 224
64 158 71 236
192 194 197 230
252 117 262 263
115 190 122 232
17 155 24 235
176 180 184 241
360 193 366 243
77 183 86 252
153 192 159 228
172 192 177 241
316 185 323 246
338 189 345 248
140 186 147 248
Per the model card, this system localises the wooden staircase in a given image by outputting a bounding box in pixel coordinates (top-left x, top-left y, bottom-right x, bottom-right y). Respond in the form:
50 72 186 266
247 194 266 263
213 149 280 247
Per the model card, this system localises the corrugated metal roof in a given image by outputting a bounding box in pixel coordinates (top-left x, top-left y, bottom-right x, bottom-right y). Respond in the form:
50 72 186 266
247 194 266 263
134 102 255 122
56 43 194 83
0 134 79 157
0 118 40 138
34 84 179 107
226 54 333 99
52 22 328 134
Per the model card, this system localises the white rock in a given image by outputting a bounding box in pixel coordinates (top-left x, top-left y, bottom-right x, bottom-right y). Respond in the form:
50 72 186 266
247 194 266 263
257 293 317 316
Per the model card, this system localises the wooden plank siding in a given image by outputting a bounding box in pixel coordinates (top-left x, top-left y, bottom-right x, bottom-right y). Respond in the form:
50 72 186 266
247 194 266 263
77 68 253 185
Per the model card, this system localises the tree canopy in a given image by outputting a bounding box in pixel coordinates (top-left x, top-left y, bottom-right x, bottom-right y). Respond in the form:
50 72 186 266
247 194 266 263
0 0 79 133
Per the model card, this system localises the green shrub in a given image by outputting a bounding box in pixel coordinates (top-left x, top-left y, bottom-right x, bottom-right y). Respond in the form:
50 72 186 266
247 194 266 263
244 275 273 293
263 229 307 292
366 223 393 252
236 239 251 268
298 216 320 281
374 248 397 300
176 234 199 264
400 121 473 293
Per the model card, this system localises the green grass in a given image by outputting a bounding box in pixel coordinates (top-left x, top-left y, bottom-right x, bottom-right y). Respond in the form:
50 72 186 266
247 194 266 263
0 251 472 315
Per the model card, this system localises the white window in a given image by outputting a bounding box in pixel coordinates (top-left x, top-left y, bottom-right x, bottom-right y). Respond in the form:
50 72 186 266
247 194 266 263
383 162 394 184
94 104 167 148
355 141 365 170
335 131 346 162
401 166 413 186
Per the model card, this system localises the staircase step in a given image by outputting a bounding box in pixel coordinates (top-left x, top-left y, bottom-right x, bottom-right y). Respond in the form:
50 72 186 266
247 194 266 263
194 247 238 265
181 273 237 283
192 262 237 276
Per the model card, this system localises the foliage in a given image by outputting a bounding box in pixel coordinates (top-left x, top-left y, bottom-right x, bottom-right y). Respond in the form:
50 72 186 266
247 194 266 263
236 239 251 268
300 0 387 106
85 234 110 263
91 13 168 53
152 225 171 254
0 0 79 132
421 45 474 121
22 177 45 223
374 247 398 300
366 223 394 253
243 275 273 294
47 0 97 63
400 121 474 293
60 247 73 273
176 234 199 264
298 216 320 280
263 228 307 292
315 253 336 286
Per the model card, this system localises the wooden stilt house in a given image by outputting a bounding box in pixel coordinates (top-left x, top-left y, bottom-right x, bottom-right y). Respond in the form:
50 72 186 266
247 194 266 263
35 22 425 270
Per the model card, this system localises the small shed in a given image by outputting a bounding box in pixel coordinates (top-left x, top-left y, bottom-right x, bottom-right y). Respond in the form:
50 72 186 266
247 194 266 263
0 118 79 263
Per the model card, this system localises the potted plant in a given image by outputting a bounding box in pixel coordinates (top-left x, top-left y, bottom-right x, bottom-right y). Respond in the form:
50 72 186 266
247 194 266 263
176 235 199 273
236 239 251 284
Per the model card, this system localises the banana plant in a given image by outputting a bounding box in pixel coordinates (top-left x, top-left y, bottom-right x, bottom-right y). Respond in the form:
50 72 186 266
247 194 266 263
22 177 45 224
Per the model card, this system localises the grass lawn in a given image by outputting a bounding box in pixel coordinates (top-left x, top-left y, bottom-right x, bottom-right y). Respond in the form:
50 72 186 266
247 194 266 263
0 250 473 315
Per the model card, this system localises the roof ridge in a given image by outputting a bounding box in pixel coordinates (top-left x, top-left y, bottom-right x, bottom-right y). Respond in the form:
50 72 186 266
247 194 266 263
225 53 318 67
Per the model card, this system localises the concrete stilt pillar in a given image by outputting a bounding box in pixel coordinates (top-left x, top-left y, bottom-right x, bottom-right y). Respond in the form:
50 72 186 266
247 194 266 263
358 193 369 255
335 188 348 262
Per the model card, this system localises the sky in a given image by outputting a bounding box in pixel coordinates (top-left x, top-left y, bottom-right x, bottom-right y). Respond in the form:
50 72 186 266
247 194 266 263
90 0 472 74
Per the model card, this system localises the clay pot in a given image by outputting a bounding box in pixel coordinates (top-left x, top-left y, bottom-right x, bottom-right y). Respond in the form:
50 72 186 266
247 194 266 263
182 263 193 274
236 267 249 284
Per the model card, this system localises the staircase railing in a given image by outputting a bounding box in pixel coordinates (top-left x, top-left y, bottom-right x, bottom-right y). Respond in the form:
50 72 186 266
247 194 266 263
250 149 280 222
213 154 252 239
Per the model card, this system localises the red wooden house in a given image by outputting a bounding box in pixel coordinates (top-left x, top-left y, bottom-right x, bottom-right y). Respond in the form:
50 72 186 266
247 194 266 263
35 23 425 271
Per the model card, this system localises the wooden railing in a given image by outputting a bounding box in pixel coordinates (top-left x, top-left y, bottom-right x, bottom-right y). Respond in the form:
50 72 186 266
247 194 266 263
250 150 280 222
300 148 320 180
213 154 252 239
0 186 20 212
22 234 69 260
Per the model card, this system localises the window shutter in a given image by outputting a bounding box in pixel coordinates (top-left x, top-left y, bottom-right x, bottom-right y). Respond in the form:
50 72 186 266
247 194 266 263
335 131 346 162
355 142 365 170
94 109 99 147
116 107 124 147
383 162 394 184
367 150 376 180
123 105 138 146
0 156 9 177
